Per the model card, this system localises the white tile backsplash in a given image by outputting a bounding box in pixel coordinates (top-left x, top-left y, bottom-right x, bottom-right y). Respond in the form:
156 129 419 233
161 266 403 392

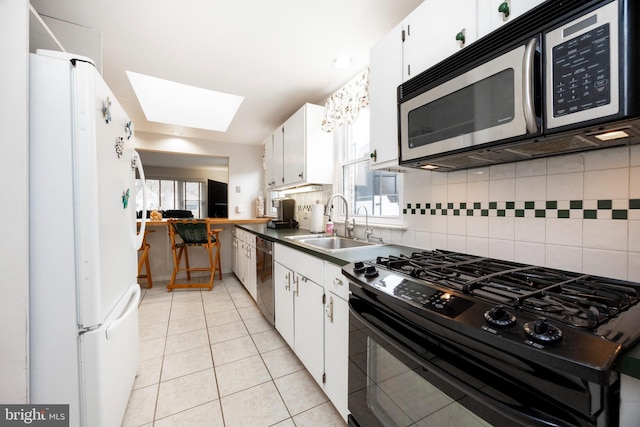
515 175 546 201
546 172 583 201
583 248 628 280
584 168 629 200
398 147 639 280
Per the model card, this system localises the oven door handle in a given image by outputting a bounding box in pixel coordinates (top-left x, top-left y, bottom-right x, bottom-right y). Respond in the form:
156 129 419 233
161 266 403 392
522 37 539 134
349 303 562 427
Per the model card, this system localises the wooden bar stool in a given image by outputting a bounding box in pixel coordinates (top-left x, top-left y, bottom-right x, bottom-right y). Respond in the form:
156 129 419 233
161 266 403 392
137 229 155 288
167 219 223 291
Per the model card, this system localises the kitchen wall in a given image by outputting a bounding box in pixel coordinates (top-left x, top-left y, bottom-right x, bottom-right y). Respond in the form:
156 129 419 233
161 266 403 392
1 0 29 404
134 131 263 218
401 145 640 282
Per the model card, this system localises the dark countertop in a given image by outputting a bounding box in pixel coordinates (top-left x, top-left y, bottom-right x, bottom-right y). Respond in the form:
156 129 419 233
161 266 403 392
236 223 640 380
617 345 640 378
236 223 420 266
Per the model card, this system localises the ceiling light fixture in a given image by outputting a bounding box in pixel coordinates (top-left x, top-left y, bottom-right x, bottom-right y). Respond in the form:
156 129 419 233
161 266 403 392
126 71 244 132
331 55 352 69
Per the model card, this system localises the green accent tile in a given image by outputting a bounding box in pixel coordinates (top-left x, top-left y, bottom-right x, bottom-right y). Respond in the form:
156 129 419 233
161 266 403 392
460 202 467 209
506 201 515 209
467 209 474 216
598 200 612 209
525 201 535 209
546 201 558 209
407 203 412 209
613 210 628 220
497 210 506 217
474 202 481 209
489 202 497 209
411 209 416 214
441 209 448 215
416 203 421 209
448 202 454 209
535 209 546 218
454 209 460 216
403 209 407 214
420 209 426 215
584 210 597 219
515 210 525 217
630 199 640 209
558 210 570 219
481 209 489 216
431 209 436 215
570 200 583 209
426 203 431 209
436 203 442 209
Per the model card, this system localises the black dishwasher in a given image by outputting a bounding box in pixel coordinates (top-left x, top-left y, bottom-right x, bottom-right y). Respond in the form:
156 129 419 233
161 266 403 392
255 236 274 325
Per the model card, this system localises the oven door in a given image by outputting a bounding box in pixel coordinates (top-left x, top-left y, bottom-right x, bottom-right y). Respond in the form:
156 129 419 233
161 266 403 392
347 294 597 427
399 38 540 165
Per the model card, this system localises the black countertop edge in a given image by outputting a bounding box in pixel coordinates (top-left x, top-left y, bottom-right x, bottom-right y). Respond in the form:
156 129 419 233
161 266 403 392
234 223 640 380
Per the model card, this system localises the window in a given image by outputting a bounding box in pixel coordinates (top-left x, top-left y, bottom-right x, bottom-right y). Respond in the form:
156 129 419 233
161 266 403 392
135 178 206 218
337 108 401 222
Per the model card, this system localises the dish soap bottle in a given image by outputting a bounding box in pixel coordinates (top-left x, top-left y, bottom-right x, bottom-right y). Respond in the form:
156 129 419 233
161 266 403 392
325 218 334 234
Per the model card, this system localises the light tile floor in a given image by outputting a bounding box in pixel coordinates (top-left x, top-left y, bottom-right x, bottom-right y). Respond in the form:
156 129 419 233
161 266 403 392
121 274 346 427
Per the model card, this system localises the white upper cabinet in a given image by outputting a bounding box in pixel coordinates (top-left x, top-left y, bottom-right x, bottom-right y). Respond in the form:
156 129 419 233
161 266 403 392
264 103 333 190
402 0 478 82
369 22 404 170
477 0 547 38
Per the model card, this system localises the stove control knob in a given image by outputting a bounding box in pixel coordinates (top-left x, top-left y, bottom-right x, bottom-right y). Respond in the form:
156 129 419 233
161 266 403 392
353 262 366 274
523 318 563 343
484 305 516 327
364 266 379 279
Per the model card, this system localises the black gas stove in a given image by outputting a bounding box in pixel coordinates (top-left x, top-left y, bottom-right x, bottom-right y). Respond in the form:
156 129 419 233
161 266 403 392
344 249 640 427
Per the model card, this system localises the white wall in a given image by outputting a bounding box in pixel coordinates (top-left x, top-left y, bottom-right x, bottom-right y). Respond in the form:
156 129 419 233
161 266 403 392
134 131 264 218
399 146 640 282
1 0 30 404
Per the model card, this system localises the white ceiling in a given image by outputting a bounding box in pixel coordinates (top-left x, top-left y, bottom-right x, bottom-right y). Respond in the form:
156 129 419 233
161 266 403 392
30 0 423 147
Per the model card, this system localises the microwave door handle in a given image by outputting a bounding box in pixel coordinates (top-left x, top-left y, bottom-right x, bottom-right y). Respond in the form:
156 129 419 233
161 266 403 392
522 38 538 134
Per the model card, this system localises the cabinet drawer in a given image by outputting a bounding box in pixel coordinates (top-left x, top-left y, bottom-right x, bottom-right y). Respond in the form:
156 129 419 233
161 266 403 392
275 243 324 284
324 262 349 301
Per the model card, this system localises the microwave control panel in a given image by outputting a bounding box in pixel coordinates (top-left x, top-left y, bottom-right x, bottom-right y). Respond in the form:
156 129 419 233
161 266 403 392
552 23 610 117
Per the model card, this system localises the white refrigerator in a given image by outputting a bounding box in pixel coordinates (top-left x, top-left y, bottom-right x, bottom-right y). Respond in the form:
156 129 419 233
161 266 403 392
29 50 147 427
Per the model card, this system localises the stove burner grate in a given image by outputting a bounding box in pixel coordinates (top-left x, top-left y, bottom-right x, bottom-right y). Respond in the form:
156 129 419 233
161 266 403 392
373 250 640 329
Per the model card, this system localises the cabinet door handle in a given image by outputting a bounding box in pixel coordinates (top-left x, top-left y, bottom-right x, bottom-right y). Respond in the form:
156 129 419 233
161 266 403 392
326 296 334 323
285 272 291 291
333 277 344 287
294 276 299 297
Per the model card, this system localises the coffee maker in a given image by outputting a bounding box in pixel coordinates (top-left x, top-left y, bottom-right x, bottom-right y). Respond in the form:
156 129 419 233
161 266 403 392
267 198 296 228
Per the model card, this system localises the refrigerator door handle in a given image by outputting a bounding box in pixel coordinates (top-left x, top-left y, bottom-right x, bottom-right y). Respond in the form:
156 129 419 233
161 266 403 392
133 150 148 250
105 285 140 340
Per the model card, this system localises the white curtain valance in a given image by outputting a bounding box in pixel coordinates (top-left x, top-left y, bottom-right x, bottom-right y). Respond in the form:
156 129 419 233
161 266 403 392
321 67 369 132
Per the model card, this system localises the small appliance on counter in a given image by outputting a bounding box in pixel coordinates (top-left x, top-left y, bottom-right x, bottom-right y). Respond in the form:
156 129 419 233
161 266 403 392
267 198 297 229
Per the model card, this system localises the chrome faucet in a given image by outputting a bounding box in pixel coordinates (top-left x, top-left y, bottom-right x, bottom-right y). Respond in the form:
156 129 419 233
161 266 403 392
356 206 374 241
327 194 354 238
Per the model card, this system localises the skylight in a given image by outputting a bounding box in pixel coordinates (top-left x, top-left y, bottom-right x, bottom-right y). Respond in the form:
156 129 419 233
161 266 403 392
126 71 243 132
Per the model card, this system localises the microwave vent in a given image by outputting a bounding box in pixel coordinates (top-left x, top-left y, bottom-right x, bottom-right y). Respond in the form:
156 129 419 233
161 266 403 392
502 136 600 157
429 152 506 170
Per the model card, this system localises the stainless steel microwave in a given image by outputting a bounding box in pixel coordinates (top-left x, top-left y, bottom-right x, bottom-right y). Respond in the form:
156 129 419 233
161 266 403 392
398 0 640 171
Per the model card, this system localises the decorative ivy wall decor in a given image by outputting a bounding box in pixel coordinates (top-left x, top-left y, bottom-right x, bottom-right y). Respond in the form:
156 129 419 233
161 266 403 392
102 97 112 124
115 136 124 158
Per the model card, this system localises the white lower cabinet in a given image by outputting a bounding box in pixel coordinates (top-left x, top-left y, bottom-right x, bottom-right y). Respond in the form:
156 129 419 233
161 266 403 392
323 263 349 422
274 244 325 386
273 244 350 422
233 228 257 300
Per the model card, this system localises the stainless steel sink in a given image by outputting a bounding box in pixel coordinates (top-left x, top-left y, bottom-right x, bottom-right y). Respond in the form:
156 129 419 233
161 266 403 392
285 234 383 251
